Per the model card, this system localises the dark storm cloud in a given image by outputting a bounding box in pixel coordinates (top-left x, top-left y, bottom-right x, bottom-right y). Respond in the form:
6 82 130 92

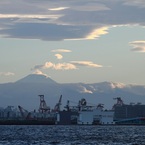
0 0 145 40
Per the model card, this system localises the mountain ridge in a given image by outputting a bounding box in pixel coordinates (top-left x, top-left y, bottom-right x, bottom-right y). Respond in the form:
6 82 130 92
0 74 145 111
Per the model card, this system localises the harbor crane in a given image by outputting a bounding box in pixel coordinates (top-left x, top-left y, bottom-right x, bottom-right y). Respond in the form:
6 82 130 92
112 97 124 110
38 95 50 113
53 95 62 112
18 105 31 119
97 103 104 110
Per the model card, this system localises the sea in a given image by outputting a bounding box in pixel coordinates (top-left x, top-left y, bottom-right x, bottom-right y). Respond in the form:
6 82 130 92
0 125 145 145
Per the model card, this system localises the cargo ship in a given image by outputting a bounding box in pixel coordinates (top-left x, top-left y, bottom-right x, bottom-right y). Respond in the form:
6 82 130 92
56 98 114 125
0 95 145 125
0 95 115 125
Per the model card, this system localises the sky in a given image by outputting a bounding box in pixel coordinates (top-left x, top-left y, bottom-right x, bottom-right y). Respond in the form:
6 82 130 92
0 0 145 85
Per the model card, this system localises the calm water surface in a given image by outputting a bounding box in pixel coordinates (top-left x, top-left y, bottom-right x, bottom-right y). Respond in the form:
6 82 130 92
0 125 145 145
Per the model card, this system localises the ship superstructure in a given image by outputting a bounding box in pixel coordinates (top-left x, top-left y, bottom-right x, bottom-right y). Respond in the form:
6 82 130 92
77 99 114 125
56 98 114 125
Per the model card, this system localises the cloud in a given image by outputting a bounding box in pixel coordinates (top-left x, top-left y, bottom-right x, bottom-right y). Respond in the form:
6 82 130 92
0 23 96 40
79 86 93 94
53 63 77 70
33 62 77 70
123 0 145 8
130 41 145 52
49 7 69 11
32 69 48 77
70 61 103 68
0 0 145 40
0 72 15 76
0 14 61 19
86 27 109 39
52 49 72 53
32 60 103 71
71 2 110 12
55 54 63 59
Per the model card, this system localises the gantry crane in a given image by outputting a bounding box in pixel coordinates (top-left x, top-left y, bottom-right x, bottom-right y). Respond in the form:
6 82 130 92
38 95 50 113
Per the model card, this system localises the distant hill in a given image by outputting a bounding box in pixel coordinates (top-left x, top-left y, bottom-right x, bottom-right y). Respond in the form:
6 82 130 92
0 74 145 111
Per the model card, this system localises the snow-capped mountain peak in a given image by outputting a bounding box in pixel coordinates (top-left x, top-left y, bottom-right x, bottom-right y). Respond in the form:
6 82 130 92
16 74 57 84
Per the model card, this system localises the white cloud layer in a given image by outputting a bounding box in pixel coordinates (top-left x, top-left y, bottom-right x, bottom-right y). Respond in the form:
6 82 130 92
32 69 48 77
70 61 103 68
52 49 72 53
33 60 103 71
86 27 109 39
123 0 145 8
49 7 69 11
130 41 145 52
0 0 145 40
0 14 60 19
79 86 93 94
33 62 77 70
55 54 63 59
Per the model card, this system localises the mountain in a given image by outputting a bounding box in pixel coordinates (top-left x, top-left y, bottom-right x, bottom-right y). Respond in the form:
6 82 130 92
0 74 145 111
16 74 57 84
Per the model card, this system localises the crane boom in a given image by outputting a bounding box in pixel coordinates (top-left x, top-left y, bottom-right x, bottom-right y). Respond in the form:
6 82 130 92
53 95 62 112
18 105 30 119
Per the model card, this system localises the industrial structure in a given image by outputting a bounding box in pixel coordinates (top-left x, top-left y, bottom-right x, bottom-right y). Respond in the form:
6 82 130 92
0 95 145 125
113 97 145 125
56 98 114 125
